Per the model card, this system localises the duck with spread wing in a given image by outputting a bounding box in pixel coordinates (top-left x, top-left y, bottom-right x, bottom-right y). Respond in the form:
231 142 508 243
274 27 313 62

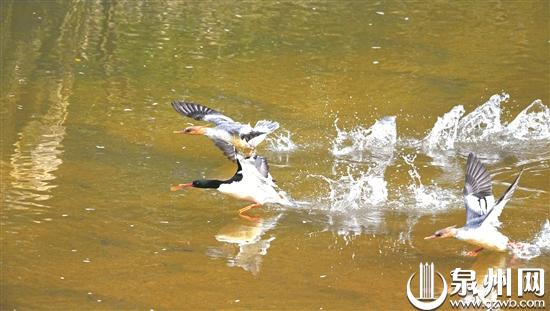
172 101 279 160
425 153 524 256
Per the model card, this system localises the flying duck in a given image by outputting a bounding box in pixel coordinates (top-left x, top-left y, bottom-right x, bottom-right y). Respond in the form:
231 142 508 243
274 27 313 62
425 153 524 256
172 101 279 160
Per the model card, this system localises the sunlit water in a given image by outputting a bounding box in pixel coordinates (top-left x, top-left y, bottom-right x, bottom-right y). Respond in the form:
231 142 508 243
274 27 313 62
1 1 549 309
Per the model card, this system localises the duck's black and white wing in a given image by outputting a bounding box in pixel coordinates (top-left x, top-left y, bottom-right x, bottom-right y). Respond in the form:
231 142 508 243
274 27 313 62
253 155 278 187
240 120 280 147
463 153 495 227
253 155 270 178
212 138 238 162
172 101 236 126
237 155 276 187
482 167 524 228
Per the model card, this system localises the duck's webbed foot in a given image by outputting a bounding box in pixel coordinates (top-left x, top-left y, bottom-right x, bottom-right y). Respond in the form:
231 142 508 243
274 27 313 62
238 203 261 215
238 213 260 222
465 247 484 257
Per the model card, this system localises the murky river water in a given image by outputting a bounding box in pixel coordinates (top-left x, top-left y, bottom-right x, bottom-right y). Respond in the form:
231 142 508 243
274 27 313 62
1 1 549 310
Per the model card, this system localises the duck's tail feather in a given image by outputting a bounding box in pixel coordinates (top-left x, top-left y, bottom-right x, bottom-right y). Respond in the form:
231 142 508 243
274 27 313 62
254 120 280 134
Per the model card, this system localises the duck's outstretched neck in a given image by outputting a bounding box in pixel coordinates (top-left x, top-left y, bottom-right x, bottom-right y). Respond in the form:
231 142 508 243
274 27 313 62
192 179 224 189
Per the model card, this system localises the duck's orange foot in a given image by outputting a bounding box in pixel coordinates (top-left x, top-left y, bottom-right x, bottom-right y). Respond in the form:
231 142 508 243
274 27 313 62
239 213 260 222
465 247 484 257
238 203 261 215
238 203 261 221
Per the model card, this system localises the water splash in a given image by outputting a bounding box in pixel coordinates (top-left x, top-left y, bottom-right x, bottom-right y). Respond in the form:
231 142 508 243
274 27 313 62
532 220 550 252
512 220 550 260
505 100 550 140
457 93 506 142
423 94 550 151
306 117 398 235
314 168 388 210
267 130 298 152
401 154 461 213
320 116 397 211
423 105 465 150
309 166 388 235
331 116 397 161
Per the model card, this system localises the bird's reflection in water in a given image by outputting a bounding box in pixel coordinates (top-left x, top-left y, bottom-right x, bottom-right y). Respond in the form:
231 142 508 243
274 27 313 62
460 252 520 305
207 213 283 275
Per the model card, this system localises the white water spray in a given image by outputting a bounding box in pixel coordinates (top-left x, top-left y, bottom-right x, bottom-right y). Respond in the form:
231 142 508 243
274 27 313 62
423 105 465 150
402 154 461 212
308 116 397 234
267 130 298 152
423 94 550 151
505 100 550 140
512 220 550 260
457 93 506 142
332 116 397 161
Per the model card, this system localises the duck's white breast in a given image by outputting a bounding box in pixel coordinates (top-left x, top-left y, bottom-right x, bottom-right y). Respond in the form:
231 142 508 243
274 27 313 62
218 181 256 202
456 227 509 251
218 178 281 204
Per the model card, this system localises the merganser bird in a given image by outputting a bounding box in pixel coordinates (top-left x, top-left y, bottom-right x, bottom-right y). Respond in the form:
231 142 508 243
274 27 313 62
171 154 293 217
172 101 279 160
425 153 524 256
